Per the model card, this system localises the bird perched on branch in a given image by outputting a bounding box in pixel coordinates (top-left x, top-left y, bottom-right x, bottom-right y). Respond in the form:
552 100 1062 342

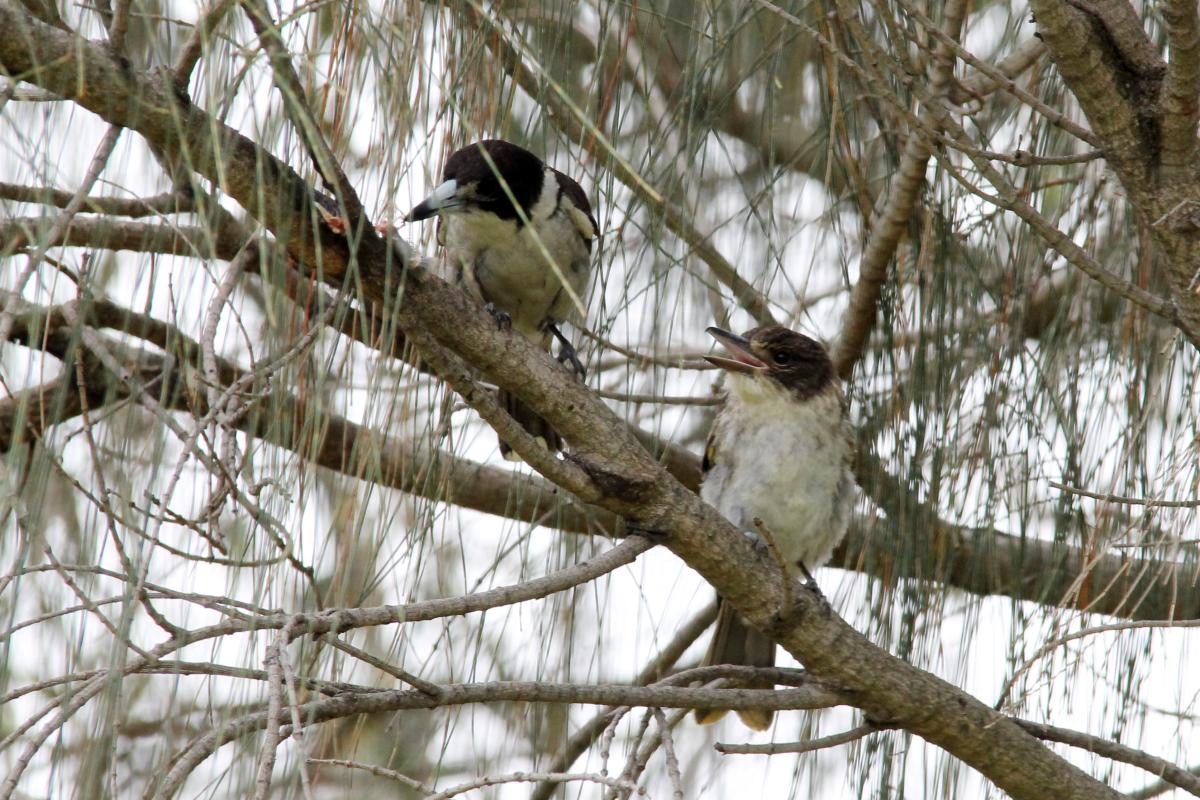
406 139 597 461
695 325 855 730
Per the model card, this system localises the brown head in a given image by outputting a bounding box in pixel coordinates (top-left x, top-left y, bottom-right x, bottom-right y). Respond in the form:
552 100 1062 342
704 325 835 400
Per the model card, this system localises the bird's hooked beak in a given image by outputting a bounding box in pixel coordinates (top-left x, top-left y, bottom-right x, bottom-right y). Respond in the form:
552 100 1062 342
704 327 767 374
405 179 463 222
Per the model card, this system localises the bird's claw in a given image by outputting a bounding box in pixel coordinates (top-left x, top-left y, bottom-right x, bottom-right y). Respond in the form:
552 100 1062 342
485 303 512 331
556 341 586 380
796 560 832 616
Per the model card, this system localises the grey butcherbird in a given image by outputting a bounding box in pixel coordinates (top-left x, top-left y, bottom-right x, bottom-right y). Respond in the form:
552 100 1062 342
406 139 597 461
695 325 855 730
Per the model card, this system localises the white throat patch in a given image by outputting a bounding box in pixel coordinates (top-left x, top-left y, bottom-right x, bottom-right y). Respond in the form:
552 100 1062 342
726 371 791 405
527 166 558 222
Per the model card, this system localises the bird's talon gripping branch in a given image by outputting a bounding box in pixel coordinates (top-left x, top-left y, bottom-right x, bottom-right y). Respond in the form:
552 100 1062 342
547 322 586 379
556 340 586 379
485 302 513 331
796 559 832 616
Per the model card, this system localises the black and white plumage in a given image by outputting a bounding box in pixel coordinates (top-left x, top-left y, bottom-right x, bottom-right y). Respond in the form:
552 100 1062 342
694 325 855 730
407 139 597 460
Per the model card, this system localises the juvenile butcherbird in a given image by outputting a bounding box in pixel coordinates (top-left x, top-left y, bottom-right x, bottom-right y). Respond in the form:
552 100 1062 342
695 325 855 730
406 139 597 461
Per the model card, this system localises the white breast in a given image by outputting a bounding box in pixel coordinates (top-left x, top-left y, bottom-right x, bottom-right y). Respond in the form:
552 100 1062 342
700 378 854 572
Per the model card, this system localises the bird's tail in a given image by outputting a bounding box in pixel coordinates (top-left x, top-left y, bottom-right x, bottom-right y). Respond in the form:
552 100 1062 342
497 388 563 461
694 599 776 731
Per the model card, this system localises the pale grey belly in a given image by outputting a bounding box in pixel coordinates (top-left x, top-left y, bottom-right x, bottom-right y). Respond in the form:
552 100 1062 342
701 426 852 571
469 251 588 337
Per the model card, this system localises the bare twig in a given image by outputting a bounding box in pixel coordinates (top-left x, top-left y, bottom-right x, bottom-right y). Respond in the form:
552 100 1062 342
0 125 122 346
1050 480 1200 508
1015 719 1200 796
428 771 637 800
0 182 193 216
307 758 434 794
716 721 882 755
995 618 1200 710
652 708 685 800
832 0 966 379
173 0 237 83
530 600 719 800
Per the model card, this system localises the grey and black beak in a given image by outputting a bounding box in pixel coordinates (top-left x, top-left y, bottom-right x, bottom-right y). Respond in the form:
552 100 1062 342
405 179 462 222
704 327 767 375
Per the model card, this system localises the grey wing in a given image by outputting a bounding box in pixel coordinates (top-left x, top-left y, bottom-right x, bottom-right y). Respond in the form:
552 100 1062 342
544 240 594 328
830 403 858 539
698 404 731 509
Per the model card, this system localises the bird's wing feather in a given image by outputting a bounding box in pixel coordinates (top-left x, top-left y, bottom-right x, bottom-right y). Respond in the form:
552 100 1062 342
702 431 716 476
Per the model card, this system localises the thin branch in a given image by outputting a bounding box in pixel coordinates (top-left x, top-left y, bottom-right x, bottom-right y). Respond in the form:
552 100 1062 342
307 759 433 794
834 0 969 380
530 600 719 800
1130 763 1200 799
173 0 236 83
996 618 1200 710
716 722 882 755
150 680 841 800
951 37 1045 104
1015 719 1200 797
428 771 636 800
1051 480 1200 508
0 182 193 216
324 637 443 697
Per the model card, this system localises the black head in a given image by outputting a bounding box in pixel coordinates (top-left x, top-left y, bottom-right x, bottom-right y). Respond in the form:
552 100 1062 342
705 325 834 400
406 139 546 224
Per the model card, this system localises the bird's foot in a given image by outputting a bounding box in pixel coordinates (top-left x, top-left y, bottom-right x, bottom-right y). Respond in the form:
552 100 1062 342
796 560 832 616
556 341 586 380
485 303 512 331
546 323 586 379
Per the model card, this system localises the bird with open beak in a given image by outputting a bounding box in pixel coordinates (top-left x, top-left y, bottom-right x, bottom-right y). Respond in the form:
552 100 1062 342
406 139 597 461
694 325 855 730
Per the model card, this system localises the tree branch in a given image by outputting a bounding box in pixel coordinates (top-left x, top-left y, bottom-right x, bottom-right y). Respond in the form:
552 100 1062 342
1017 719 1200 796
832 0 968 380
1160 0 1200 171
7 294 1200 624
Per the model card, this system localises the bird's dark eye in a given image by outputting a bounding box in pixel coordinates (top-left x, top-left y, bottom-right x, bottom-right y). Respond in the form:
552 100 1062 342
773 352 791 365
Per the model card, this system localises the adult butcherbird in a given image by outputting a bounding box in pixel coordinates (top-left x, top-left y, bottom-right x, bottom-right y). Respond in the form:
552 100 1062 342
406 139 597 461
694 325 855 730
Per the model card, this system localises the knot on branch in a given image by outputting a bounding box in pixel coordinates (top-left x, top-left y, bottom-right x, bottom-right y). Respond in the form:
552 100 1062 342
564 453 657 507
